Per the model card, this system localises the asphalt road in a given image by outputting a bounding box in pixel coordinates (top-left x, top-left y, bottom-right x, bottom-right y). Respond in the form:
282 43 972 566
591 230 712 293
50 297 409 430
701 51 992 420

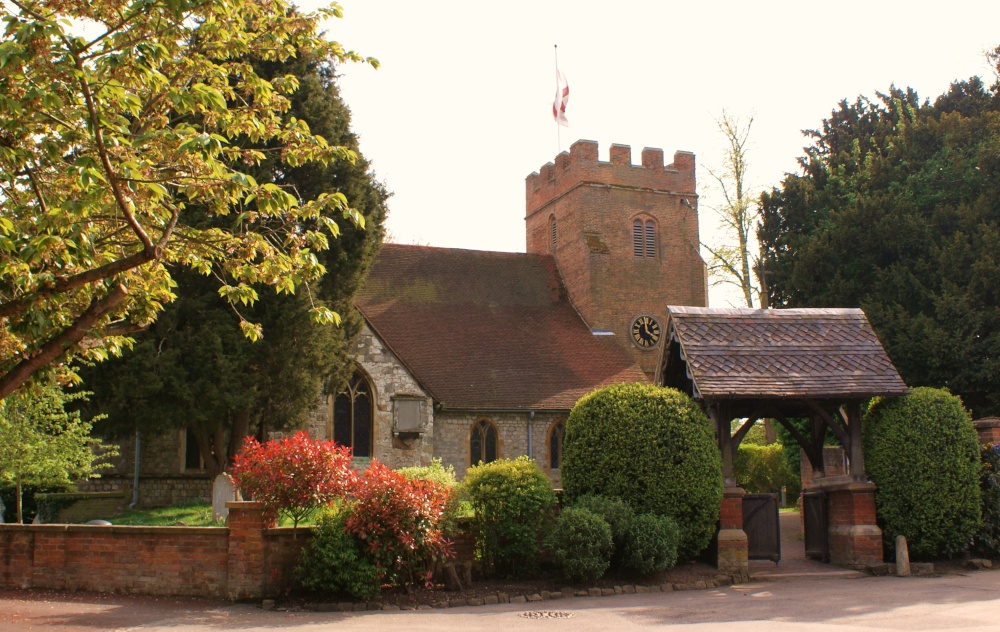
4 569 1000 632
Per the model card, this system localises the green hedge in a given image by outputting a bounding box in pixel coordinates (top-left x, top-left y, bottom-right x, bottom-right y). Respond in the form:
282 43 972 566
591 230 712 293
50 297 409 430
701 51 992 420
464 456 557 577
561 383 722 559
545 507 613 582
734 443 798 497
863 387 981 559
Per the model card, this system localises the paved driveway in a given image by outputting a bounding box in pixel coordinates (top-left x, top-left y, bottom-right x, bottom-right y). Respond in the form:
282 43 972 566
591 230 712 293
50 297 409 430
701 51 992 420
4 569 1000 632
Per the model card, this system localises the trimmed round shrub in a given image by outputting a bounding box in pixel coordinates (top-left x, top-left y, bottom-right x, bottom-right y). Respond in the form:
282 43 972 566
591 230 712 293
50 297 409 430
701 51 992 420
863 387 981 559
296 506 380 601
546 507 614 582
622 513 679 575
561 383 723 559
464 456 557 577
571 494 634 566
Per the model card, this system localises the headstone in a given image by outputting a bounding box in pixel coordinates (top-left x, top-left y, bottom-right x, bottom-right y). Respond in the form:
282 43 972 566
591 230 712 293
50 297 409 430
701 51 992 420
895 534 911 577
212 473 240 523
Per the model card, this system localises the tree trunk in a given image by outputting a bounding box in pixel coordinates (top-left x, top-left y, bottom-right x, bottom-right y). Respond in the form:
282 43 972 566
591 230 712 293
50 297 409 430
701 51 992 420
227 410 251 470
15 468 23 524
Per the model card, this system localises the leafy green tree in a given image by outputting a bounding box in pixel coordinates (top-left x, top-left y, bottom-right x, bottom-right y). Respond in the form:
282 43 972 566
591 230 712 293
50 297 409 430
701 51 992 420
0 0 375 400
78 55 388 474
0 381 117 523
759 71 1000 417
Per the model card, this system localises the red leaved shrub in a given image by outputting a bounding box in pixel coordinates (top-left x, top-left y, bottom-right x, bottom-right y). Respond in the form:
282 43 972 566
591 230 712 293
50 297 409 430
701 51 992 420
346 460 453 586
230 432 354 527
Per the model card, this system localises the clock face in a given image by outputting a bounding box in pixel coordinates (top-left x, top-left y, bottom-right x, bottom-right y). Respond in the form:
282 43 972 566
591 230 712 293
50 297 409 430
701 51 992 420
631 315 661 349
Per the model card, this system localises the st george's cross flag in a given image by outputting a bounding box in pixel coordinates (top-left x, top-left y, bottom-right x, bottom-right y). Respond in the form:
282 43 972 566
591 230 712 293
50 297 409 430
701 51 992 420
552 70 569 126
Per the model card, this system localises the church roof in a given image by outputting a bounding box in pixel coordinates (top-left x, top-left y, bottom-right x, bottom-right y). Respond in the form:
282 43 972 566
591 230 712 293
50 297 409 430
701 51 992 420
661 306 908 400
355 244 648 410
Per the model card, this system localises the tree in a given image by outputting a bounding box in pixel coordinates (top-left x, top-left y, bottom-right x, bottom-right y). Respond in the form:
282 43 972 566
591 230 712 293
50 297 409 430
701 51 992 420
0 380 117 523
702 112 766 308
78 55 388 477
759 75 1000 417
229 432 354 528
0 0 375 400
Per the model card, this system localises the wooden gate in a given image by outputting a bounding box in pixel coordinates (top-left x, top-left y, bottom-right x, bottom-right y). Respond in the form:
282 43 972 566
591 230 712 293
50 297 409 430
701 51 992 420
802 489 829 562
742 493 781 562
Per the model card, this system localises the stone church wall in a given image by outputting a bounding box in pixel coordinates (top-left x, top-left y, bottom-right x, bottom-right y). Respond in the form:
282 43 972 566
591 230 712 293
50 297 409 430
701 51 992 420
433 410 567 485
305 323 435 470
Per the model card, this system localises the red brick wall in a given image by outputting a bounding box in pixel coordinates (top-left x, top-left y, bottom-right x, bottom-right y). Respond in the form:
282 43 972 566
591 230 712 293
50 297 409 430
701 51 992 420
719 493 744 531
0 524 228 596
525 140 706 375
262 528 313 596
827 489 877 527
0 503 477 600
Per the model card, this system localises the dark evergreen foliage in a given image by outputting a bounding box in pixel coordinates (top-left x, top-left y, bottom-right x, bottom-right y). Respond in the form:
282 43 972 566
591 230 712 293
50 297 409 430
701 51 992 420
973 443 1000 558
758 68 1000 417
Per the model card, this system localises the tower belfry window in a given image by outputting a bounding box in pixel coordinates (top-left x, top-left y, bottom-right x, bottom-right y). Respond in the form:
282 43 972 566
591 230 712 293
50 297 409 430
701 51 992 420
550 216 557 253
633 218 657 259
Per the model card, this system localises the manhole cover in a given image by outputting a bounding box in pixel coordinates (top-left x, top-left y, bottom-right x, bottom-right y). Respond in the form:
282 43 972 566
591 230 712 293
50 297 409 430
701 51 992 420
519 611 575 619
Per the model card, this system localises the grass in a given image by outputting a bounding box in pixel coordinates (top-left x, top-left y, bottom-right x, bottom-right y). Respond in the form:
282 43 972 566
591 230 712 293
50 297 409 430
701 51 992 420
102 503 322 527
110 503 219 526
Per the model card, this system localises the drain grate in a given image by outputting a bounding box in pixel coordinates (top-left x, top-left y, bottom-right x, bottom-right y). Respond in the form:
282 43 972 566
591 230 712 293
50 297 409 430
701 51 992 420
519 611 575 619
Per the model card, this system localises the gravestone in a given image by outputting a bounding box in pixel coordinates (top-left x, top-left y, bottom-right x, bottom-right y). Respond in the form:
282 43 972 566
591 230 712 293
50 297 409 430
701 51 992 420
212 474 240 523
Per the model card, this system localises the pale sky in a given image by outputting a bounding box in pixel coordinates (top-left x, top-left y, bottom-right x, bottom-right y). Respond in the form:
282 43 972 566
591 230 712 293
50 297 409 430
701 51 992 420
313 1 1000 307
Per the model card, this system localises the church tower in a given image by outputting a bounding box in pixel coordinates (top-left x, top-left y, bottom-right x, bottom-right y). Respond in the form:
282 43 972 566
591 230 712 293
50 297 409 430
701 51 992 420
525 140 707 376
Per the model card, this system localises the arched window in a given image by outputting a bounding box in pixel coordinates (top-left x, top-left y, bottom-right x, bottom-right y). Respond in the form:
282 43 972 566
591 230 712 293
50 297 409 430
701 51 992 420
632 218 657 259
548 420 566 470
330 371 374 458
470 419 499 466
550 216 557 253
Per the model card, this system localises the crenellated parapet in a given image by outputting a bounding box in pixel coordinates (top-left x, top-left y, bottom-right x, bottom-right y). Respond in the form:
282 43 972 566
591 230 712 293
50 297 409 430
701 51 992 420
525 139 696 218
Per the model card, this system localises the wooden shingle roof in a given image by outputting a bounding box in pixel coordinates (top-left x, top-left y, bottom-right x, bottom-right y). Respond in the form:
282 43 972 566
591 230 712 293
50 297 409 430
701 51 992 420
661 306 908 400
355 244 648 411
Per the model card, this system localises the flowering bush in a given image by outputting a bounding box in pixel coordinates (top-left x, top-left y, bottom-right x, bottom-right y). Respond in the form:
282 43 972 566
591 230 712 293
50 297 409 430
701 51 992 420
346 460 453 586
230 432 354 527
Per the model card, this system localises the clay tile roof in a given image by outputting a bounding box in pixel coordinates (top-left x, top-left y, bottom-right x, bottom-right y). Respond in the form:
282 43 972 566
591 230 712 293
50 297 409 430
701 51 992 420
355 244 648 411
663 306 908 400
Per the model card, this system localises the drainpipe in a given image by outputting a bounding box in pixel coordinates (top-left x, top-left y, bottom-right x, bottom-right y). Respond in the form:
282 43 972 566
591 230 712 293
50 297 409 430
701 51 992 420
129 429 140 509
527 411 534 460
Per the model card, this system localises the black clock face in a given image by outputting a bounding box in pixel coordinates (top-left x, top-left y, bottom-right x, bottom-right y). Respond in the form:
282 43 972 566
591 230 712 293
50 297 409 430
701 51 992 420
631 315 661 349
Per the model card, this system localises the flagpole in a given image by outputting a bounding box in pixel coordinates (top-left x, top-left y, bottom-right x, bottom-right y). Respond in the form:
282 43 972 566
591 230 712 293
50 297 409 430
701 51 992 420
554 44 561 154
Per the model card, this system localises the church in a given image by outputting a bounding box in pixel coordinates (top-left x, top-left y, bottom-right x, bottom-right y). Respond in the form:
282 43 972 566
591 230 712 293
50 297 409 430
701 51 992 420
300 139 707 482
81 139 708 505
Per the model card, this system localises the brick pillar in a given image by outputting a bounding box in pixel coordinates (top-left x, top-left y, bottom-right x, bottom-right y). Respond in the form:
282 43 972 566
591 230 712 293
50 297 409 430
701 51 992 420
226 501 270 601
717 487 748 573
824 480 882 569
974 417 1000 445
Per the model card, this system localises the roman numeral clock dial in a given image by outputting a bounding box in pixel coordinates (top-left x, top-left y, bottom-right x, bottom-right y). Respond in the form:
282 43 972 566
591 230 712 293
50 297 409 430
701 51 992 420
630 315 661 349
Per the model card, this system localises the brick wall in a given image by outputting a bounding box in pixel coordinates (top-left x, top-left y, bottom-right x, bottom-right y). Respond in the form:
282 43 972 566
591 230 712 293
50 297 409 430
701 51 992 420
0 501 477 600
0 524 228 595
525 140 707 375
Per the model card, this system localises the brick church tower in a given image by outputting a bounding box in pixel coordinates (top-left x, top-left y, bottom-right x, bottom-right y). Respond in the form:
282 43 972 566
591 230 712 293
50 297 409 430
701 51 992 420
525 140 707 376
